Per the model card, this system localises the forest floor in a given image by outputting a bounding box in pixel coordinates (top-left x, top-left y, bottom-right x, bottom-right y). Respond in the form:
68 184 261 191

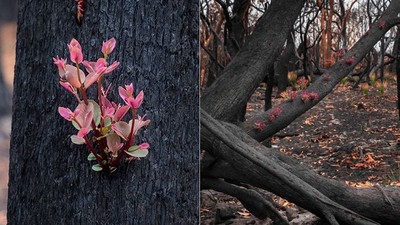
201 77 400 225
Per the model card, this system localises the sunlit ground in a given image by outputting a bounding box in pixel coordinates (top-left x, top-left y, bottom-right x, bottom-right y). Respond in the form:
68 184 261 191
0 22 17 225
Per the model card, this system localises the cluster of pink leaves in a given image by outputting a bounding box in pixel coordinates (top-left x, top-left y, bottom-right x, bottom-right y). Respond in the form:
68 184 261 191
268 106 283 122
296 76 309 89
54 38 150 172
253 120 267 131
300 90 319 103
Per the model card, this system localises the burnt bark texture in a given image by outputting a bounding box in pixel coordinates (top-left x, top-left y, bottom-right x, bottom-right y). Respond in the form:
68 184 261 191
8 0 199 224
201 0 306 122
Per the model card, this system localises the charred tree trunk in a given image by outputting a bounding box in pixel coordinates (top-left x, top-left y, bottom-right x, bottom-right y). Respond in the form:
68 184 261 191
275 32 294 95
7 1 199 224
201 0 306 122
396 26 400 119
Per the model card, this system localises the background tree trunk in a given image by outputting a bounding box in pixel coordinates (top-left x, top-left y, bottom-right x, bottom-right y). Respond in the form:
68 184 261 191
7 1 199 224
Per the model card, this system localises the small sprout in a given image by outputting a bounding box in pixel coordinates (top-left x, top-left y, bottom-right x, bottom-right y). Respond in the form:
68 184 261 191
289 91 298 101
281 90 298 102
345 57 356 65
254 120 266 131
309 92 319 101
341 77 348 86
336 49 345 58
268 107 283 122
376 81 387 96
296 76 309 90
288 71 297 87
301 90 311 103
369 74 377 86
360 83 369 96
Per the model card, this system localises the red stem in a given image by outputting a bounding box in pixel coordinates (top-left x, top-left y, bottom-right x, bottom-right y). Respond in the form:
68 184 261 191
84 136 104 168
109 108 137 166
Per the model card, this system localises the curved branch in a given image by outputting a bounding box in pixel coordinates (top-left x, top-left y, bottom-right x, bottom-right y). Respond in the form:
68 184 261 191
201 177 290 225
201 109 379 225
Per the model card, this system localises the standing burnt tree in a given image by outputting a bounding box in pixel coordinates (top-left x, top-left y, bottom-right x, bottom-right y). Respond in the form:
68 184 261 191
8 0 199 224
201 0 400 224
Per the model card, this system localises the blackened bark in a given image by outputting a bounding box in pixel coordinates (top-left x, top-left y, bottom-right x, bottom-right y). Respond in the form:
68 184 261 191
8 1 199 224
275 32 295 95
396 26 400 119
201 0 306 122
226 0 250 57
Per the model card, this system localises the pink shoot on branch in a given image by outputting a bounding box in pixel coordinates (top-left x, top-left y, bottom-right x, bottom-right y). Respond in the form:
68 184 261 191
68 39 83 64
112 121 131 141
133 115 151 135
345 57 356 65
106 133 123 155
139 142 150 150
268 107 283 122
113 105 130 122
289 91 297 101
64 65 85 88
59 81 75 93
336 49 345 58
77 127 90 138
102 38 116 57
74 102 94 129
118 83 144 109
53 56 67 74
296 76 309 90
301 90 311 103
310 91 319 101
127 91 144 109
58 107 79 121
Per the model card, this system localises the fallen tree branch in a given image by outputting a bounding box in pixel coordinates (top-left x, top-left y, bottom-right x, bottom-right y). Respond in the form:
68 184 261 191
201 177 290 225
201 116 400 224
201 109 379 225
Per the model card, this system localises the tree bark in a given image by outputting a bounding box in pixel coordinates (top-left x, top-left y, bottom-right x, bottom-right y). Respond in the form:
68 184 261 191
8 1 199 224
201 0 306 122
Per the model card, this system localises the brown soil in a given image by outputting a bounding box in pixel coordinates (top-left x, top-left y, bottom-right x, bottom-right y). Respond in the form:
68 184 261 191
201 77 400 224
